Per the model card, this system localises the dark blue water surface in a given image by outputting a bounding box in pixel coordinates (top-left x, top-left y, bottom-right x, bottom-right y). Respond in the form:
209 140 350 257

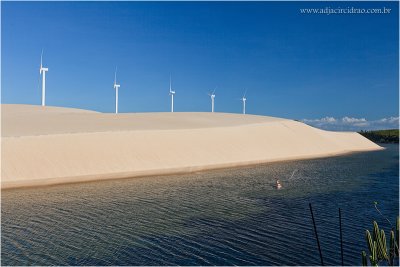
2 144 399 266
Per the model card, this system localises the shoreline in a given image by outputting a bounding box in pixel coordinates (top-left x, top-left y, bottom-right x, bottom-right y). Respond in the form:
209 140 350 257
2 148 382 190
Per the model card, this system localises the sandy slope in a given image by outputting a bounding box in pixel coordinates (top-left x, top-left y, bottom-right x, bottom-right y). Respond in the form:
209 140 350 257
1 104 382 189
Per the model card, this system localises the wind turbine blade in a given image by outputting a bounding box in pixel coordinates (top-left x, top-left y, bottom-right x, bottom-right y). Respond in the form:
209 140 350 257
243 89 247 98
114 66 117 85
212 87 216 95
38 68 41 94
170 75 172 92
40 49 43 68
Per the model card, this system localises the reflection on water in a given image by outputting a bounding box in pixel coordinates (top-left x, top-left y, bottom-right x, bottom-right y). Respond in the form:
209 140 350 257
2 144 399 265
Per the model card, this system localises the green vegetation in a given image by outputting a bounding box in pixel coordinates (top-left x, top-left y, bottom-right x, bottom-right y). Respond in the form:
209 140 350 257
361 217 399 266
359 129 399 144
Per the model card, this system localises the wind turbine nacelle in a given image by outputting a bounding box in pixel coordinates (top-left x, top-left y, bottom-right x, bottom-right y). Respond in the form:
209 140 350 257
114 84 120 89
40 67 48 74
169 91 175 95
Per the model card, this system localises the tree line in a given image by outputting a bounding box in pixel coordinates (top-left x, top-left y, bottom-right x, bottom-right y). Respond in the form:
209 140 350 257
359 129 399 144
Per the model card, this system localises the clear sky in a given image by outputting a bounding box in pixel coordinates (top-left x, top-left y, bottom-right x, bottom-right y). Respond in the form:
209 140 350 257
2 1 399 130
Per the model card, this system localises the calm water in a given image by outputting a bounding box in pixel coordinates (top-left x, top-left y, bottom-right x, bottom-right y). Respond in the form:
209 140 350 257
2 144 399 266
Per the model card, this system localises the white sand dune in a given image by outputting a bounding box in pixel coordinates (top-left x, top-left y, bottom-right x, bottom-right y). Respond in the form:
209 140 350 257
1 104 382 189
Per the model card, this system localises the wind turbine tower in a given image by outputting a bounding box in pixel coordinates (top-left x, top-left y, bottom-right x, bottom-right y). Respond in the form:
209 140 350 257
208 88 216 113
39 50 49 106
169 76 175 112
241 90 247 114
113 67 120 114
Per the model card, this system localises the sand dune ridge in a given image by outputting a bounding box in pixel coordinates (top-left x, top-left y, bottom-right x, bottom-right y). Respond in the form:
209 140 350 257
1 104 382 189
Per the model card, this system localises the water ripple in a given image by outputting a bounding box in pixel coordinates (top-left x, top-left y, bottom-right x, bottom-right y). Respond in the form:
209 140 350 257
2 144 398 265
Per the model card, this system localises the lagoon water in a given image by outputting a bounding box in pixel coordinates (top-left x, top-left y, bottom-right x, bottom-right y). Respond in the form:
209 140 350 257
2 144 399 266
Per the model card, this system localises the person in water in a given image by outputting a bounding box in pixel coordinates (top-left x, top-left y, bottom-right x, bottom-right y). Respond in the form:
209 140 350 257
276 179 282 188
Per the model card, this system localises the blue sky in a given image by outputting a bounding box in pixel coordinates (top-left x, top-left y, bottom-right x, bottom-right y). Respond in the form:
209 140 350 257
2 1 399 130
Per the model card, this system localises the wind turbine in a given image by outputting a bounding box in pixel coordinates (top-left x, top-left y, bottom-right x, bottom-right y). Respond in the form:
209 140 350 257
39 49 49 106
113 67 120 114
208 88 216 113
241 90 247 114
169 76 175 112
